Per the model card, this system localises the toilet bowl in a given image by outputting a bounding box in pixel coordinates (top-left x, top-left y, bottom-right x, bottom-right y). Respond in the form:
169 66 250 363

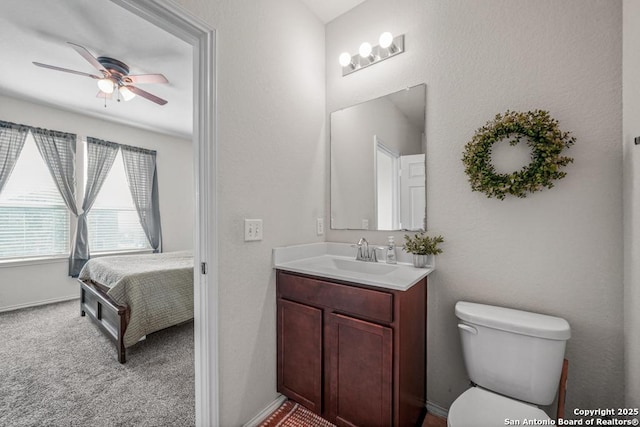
447 301 570 427
447 387 550 427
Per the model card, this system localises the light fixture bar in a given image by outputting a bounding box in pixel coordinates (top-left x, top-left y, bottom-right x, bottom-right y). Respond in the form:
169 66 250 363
341 34 405 77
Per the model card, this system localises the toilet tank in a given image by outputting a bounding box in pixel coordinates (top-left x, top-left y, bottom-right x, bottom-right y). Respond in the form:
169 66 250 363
455 301 570 406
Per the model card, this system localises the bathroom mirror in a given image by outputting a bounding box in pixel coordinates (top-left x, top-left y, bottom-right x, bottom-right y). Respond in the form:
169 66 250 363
330 84 426 231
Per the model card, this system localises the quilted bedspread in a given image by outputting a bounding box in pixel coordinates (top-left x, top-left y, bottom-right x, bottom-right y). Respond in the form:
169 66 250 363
78 251 194 347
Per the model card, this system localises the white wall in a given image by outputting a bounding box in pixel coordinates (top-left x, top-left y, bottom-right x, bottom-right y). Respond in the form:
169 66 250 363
326 0 623 414
623 0 640 408
172 0 326 424
0 94 193 311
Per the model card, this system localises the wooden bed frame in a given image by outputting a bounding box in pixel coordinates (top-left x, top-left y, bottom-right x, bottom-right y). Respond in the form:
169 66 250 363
79 279 130 364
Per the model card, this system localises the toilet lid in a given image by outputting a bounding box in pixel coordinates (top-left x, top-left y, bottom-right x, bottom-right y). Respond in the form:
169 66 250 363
448 387 551 427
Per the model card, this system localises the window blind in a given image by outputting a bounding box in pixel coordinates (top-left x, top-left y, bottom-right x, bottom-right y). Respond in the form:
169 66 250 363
0 134 69 259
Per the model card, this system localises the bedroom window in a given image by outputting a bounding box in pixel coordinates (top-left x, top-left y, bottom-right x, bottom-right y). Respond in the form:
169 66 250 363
86 149 151 253
0 134 70 259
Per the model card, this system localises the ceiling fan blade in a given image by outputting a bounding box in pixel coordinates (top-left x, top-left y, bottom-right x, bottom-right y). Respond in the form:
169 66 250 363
127 85 168 106
124 74 169 85
96 91 113 99
33 62 101 79
67 42 106 74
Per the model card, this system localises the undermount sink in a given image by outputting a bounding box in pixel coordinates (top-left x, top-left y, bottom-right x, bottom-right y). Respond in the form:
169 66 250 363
272 242 434 291
329 257 397 275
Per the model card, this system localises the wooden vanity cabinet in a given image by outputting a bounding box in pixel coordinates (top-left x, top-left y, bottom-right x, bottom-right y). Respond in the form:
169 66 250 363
276 270 427 427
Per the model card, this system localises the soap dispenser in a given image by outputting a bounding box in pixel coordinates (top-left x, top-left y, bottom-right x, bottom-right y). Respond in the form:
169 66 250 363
386 236 397 264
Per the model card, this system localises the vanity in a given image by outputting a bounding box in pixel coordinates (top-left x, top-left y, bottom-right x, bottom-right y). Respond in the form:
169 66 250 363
274 243 433 427
272 83 430 426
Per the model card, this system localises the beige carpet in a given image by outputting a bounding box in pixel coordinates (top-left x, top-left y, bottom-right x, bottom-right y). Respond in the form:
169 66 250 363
259 401 336 427
0 299 194 427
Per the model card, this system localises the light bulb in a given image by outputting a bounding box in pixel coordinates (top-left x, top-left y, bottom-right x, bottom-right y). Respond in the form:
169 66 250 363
359 42 372 58
97 78 114 94
119 86 136 101
339 52 352 67
379 32 394 49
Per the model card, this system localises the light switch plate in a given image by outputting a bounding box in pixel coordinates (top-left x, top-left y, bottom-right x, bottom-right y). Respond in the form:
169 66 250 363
316 218 324 235
244 219 263 241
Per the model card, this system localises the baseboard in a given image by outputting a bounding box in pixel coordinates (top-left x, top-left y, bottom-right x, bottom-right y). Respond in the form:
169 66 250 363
427 401 449 419
243 394 288 427
0 295 79 314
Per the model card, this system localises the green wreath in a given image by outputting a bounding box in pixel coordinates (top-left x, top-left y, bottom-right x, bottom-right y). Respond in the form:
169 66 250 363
462 110 575 200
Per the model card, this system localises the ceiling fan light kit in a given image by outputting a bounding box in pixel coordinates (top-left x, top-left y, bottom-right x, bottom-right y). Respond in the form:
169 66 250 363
33 42 168 106
119 86 136 101
97 78 115 94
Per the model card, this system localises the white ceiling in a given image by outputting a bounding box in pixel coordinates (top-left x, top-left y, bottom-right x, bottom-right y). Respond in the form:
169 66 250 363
0 1 364 139
0 0 193 139
299 0 367 23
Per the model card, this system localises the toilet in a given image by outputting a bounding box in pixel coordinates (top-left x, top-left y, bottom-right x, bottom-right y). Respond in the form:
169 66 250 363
448 301 571 427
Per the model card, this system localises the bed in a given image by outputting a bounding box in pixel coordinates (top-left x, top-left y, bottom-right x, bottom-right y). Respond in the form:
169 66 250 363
78 251 194 363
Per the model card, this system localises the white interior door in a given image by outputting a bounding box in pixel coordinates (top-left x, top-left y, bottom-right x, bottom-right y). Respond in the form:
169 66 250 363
400 154 425 230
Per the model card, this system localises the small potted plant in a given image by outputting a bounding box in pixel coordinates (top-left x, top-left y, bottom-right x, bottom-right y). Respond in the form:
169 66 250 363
403 231 444 268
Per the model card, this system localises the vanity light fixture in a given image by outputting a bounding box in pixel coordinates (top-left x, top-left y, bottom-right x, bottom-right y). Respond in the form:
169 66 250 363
339 32 405 77
339 52 356 69
379 32 396 51
359 42 374 63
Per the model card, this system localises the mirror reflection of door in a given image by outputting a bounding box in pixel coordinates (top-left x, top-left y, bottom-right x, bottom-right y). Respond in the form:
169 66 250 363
400 153 426 230
375 136 400 230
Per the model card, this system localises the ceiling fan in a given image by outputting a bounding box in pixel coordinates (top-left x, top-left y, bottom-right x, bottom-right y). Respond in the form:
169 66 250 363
33 42 168 106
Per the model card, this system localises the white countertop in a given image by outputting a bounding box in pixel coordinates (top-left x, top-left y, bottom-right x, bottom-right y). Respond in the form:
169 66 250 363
273 242 434 291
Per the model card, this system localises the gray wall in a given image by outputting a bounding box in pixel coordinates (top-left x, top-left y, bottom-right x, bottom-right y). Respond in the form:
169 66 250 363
174 0 326 425
623 0 640 408
326 0 623 413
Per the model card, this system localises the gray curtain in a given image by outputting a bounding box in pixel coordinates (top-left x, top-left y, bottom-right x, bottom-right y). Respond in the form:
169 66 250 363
121 145 162 253
30 127 79 217
69 138 119 277
0 121 30 194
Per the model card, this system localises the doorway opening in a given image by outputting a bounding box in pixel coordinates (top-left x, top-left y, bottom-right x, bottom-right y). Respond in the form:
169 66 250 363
110 1 218 425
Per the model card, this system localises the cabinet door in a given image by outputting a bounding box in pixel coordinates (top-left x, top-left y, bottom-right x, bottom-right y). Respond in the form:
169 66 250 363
277 299 323 414
326 313 393 427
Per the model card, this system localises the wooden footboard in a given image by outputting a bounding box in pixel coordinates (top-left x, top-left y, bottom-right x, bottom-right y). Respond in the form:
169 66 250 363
79 279 130 363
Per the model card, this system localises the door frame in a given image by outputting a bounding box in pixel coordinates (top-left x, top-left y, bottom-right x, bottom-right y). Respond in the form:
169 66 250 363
373 135 400 230
109 1 218 425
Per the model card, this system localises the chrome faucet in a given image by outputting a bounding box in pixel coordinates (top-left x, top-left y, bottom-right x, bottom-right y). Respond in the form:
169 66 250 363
354 237 378 262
